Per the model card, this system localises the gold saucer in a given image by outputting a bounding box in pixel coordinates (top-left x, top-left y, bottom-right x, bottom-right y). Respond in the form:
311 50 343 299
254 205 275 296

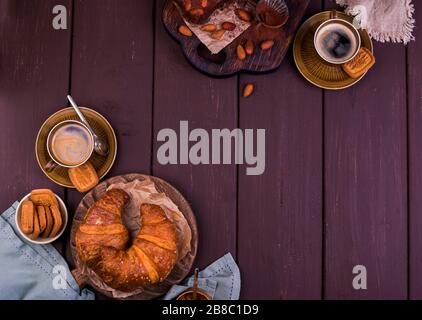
35 107 117 188
293 11 373 90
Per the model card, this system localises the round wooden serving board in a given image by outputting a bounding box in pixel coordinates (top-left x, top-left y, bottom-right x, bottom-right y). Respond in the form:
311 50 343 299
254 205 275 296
70 174 198 300
162 0 310 77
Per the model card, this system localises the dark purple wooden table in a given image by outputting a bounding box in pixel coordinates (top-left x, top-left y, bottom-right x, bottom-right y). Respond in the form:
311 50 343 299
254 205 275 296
0 0 421 300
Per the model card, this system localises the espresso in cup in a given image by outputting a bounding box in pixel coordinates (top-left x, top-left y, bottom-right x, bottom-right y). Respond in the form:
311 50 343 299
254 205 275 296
46 120 94 169
314 11 361 64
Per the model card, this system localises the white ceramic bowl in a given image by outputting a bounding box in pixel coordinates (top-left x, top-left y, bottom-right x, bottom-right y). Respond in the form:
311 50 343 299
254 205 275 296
15 193 68 245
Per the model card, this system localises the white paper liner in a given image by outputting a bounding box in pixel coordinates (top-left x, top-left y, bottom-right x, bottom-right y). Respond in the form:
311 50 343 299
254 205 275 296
82 179 192 299
183 2 252 54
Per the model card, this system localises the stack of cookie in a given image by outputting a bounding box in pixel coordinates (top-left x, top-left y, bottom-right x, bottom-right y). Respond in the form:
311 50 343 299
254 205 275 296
20 189 63 240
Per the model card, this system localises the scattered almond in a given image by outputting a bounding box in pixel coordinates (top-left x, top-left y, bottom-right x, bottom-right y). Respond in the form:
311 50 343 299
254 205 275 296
184 0 192 11
245 40 254 55
237 44 246 60
201 23 217 32
190 8 205 16
261 40 275 50
243 83 254 98
201 0 208 8
236 9 252 22
211 29 226 40
222 22 237 31
179 25 193 37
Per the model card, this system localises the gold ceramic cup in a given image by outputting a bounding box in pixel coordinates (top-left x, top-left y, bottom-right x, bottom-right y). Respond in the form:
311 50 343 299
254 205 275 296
314 10 361 65
45 120 94 172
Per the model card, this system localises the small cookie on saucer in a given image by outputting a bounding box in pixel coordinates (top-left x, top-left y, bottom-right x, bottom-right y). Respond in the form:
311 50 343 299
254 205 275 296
68 162 99 193
342 47 376 79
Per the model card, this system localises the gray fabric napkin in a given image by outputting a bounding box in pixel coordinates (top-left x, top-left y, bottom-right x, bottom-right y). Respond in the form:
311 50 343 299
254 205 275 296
0 202 94 300
163 253 241 300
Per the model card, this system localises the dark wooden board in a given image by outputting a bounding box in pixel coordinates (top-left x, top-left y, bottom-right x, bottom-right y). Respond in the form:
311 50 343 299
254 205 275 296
0 0 71 254
154 0 238 269
64 0 155 284
162 0 310 76
324 2 407 300
408 0 422 300
237 0 323 300
70 174 198 300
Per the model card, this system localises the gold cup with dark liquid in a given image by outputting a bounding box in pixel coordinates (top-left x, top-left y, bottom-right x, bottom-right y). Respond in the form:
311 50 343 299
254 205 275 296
314 10 362 64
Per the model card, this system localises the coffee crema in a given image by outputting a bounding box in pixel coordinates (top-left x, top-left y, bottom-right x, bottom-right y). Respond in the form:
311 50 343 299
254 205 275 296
51 124 92 166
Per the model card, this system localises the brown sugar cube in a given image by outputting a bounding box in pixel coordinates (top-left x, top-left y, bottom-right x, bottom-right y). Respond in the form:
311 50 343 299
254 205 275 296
342 47 376 79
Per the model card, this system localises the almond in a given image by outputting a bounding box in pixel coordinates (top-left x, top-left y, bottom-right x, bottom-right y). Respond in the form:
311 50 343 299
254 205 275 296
222 22 236 31
261 40 275 50
184 0 192 11
179 25 193 37
190 8 204 16
201 0 208 8
236 9 252 22
236 44 246 60
243 83 254 98
245 40 254 55
201 23 217 32
211 29 226 40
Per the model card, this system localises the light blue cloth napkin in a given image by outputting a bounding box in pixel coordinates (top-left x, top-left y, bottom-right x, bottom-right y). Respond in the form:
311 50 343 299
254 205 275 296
164 253 241 300
0 202 94 300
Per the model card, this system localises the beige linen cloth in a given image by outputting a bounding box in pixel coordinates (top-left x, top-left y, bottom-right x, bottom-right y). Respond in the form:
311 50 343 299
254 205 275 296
335 0 415 43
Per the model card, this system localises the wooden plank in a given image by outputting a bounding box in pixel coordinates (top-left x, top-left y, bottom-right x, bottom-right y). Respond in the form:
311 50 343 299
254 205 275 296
408 0 422 300
65 0 155 271
153 0 238 269
237 1 324 299
0 0 71 254
324 4 408 299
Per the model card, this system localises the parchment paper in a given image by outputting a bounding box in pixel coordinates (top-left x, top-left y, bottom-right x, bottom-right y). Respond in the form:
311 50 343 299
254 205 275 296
82 179 192 299
183 2 252 54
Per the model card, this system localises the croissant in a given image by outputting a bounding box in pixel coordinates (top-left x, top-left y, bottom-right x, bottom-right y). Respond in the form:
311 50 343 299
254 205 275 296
76 189 178 292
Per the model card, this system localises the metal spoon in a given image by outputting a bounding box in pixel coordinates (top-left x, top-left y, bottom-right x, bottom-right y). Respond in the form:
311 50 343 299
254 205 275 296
193 268 199 300
67 95 109 157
